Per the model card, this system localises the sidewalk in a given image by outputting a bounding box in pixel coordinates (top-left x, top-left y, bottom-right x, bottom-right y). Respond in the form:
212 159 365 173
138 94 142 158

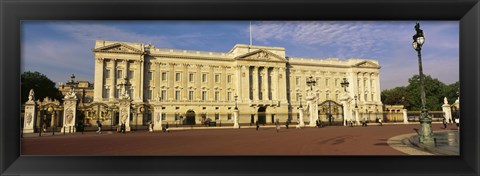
408 130 459 155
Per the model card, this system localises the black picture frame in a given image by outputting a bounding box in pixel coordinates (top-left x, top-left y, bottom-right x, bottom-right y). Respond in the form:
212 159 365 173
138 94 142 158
1 0 479 175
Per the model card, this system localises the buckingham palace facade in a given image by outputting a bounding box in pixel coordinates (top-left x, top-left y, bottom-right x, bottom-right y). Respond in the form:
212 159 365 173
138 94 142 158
93 40 382 127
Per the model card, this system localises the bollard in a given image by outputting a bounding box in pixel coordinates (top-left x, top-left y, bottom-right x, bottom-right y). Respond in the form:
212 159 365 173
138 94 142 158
38 126 41 137
63 126 66 135
69 126 71 133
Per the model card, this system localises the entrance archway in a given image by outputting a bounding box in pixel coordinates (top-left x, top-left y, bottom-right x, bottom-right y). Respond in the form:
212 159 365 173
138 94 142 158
257 106 266 125
185 110 196 125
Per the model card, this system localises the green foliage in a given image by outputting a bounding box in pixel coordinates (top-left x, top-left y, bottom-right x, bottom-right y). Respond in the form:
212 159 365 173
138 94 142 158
381 74 459 111
21 71 63 104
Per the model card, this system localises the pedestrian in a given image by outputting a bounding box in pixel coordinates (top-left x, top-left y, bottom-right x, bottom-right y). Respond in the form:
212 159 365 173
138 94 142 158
378 118 383 126
148 121 153 132
96 120 102 134
42 117 47 133
120 122 126 133
442 117 448 129
285 119 290 129
165 122 170 133
255 120 259 131
275 118 280 132
316 119 320 128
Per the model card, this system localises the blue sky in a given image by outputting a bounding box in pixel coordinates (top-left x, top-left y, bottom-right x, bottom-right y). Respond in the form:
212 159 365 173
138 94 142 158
21 21 459 90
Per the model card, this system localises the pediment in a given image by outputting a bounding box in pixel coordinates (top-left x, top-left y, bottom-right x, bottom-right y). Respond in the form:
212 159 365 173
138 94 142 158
353 61 380 68
235 49 287 63
93 43 143 54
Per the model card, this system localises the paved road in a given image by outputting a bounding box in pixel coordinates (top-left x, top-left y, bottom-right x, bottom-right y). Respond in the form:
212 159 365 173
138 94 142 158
22 123 457 156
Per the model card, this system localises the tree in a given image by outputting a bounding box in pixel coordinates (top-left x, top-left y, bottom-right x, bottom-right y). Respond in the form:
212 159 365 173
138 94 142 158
381 86 408 105
381 75 458 111
21 71 63 104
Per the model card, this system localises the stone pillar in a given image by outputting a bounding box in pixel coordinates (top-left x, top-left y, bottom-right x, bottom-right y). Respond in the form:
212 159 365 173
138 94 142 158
62 91 78 133
153 105 162 131
340 94 350 126
119 98 132 132
109 59 116 99
442 104 452 123
242 65 250 101
272 67 278 101
298 107 305 127
23 90 36 134
355 108 360 125
252 66 259 101
306 93 318 127
402 109 408 124
233 108 239 128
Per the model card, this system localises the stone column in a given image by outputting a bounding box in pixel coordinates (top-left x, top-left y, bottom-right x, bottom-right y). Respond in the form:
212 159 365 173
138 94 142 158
263 67 270 101
403 109 408 124
196 64 202 100
23 90 36 134
168 63 175 101
93 58 104 101
272 67 279 101
355 108 360 125
252 66 259 101
236 65 242 101
119 98 132 132
153 104 163 131
62 92 78 133
278 67 287 102
209 65 214 100
109 59 116 99
138 60 144 101
233 108 239 128
298 107 305 127
182 63 188 100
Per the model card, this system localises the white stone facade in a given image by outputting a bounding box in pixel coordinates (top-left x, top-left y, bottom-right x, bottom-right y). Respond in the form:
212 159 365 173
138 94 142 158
92 40 382 126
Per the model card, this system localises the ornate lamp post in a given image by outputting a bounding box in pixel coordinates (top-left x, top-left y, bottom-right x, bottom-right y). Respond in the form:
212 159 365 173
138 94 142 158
354 95 358 109
412 22 434 145
66 74 80 101
306 76 317 91
298 94 303 108
340 78 349 92
47 106 55 135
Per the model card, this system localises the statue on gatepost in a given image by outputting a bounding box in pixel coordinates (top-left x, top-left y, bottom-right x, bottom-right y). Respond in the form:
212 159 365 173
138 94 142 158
442 97 453 124
23 89 37 133
305 91 318 127
62 87 77 133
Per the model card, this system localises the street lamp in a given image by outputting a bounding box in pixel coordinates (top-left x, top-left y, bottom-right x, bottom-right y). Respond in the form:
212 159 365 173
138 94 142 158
306 76 317 91
298 94 303 108
412 22 434 145
66 74 80 102
340 78 349 92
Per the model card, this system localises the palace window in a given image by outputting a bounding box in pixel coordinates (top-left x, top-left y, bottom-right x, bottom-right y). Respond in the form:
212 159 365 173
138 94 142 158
175 90 181 100
161 72 167 81
215 74 220 83
335 79 339 87
117 70 123 79
326 78 329 86
116 88 121 98
202 73 207 82
326 93 330 100
335 94 338 101
129 89 134 97
161 113 166 120
227 75 232 83
161 90 167 100
175 73 181 82
128 70 134 79
105 69 110 78
189 91 194 100
147 72 153 81
296 77 300 86
202 91 207 101
215 113 220 120
214 91 220 101
104 88 110 98
227 114 232 120
365 93 368 101
147 89 152 100
296 93 301 101
189 73 194 82
227 92 232 101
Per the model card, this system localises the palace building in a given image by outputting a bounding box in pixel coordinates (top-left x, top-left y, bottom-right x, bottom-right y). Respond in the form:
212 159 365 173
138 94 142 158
92 40 382 127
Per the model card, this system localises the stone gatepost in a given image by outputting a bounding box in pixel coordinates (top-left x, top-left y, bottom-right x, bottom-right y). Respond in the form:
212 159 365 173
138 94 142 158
298 107 305 127
354 108 360 126
402 109 408 124
305 93 318 127
23 89 36 133
153 105 163 132
340 94 351 126
442 97 453 123
119 98 131 132
62 90 78 133
233 108 239 128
